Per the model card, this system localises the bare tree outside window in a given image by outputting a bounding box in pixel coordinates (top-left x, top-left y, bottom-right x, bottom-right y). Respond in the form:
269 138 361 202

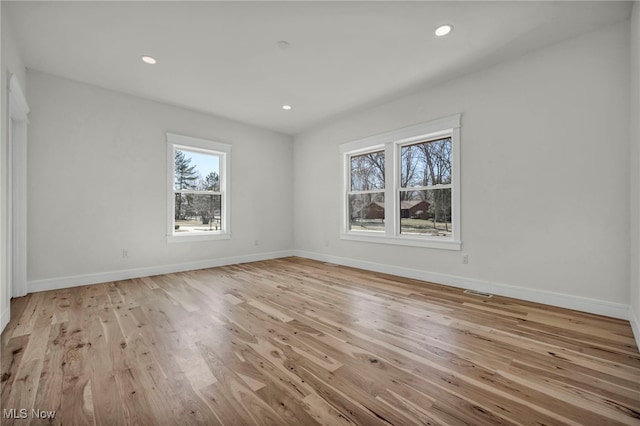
341 114 460 247
348 151 385 232
400 137 452 236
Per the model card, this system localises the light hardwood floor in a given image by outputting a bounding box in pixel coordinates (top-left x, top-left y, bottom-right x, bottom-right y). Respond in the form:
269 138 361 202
1 257 639 425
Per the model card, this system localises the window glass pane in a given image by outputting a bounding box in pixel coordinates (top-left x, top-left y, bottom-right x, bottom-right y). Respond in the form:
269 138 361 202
175 149 220 191
350 151 385 191
174 194 222 233
400 137 451 188
348 193 385 232
399 189 452 237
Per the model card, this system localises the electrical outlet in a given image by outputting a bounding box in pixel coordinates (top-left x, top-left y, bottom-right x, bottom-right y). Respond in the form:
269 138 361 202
462 254 469 264
122 249 129 259
254 240 259 246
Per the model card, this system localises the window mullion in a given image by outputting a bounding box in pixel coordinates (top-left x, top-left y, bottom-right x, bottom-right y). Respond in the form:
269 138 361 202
384 142 396 237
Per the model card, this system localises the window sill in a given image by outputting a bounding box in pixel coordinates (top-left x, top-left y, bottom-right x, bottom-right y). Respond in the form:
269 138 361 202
340 233 461 250
167 233 231 243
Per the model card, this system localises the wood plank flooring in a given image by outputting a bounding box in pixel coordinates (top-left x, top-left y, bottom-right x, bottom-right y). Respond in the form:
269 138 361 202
1 257 639 425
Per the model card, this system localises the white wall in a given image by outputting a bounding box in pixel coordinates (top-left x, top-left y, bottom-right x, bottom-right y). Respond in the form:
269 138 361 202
294 22 631 318
1 6 27 330
630 2 640 343
26 71 293 288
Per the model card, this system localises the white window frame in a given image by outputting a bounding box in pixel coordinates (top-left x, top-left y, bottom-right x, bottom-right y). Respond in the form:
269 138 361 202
166 133 231 243
340 114 461 250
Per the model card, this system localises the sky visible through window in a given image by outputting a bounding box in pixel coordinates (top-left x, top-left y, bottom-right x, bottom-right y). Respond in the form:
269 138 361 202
181 149 219 179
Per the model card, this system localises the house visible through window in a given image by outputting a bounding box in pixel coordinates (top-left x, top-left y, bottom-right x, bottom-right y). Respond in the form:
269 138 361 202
348 150 385 232
399 137 452 236
167 133 231 242
341 114 461 250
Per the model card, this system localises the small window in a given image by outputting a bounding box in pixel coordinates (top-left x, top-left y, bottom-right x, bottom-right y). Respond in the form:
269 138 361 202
167 133 231 242
340 114 461 250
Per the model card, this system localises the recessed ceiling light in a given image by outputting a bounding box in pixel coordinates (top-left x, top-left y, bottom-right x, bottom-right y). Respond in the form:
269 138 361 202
282 105 292 110
141 55 157 65
435 25 453 37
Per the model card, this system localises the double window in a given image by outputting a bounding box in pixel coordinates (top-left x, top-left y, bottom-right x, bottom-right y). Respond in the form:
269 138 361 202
341 114 461 250
167 133 231 242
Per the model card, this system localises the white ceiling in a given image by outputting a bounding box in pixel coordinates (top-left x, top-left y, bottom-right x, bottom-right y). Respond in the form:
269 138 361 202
5 1 632 135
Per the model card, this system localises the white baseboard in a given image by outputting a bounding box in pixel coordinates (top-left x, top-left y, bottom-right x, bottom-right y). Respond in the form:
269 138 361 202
25 248 633 324
630 307 640 352
1 307 10 333
293 250 630 320
27 250 295 293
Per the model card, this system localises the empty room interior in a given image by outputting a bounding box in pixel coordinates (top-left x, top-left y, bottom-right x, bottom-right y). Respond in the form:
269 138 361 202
1 1 640 424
